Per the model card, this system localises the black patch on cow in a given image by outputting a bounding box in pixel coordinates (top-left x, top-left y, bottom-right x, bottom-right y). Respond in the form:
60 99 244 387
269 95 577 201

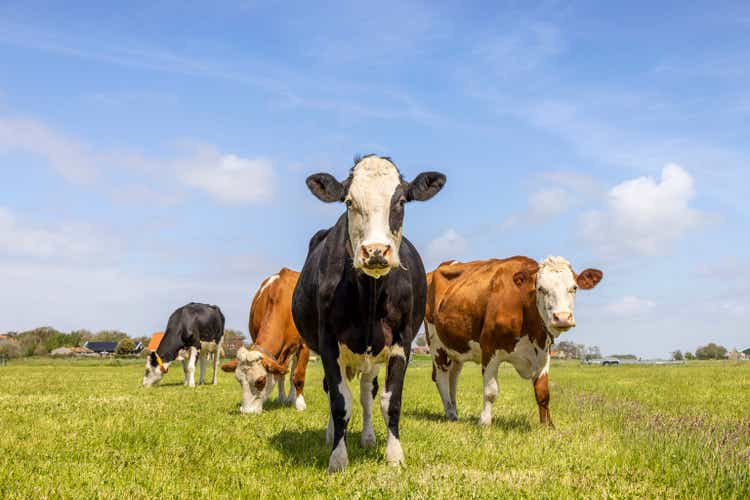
155 303 225 363
372 376 379 400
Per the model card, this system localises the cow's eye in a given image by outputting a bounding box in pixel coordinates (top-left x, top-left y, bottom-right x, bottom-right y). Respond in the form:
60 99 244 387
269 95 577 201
345 199 353 208
538 287 548 295
570 286 578 294
399 197 406 207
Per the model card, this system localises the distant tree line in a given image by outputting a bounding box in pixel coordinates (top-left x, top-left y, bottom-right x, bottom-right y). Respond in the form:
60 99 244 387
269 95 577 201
672 343 744 361
0 327 246 359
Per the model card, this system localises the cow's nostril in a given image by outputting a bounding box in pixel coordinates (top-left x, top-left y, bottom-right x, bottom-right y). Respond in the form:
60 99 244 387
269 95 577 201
255 376 267 391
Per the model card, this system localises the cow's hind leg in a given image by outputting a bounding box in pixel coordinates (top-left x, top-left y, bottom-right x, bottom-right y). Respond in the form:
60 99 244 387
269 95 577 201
322 346 352 473
380 345 407 467
212 341 222 385
479 353 500 426
434 360 456 421
359 366 380 448
199 351 207 385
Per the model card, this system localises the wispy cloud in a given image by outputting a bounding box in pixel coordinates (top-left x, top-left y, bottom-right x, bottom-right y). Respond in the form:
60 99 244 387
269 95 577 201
0 116 98 183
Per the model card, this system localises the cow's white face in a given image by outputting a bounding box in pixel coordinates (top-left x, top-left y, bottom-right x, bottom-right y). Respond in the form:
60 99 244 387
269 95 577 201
306 155 447 279
235 348 275 414
533 256 603 336
142 354 170 388
346 157 404 278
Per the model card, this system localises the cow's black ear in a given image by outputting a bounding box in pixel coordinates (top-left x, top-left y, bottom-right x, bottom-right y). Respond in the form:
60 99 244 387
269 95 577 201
406 172 446 202
306 173 346 203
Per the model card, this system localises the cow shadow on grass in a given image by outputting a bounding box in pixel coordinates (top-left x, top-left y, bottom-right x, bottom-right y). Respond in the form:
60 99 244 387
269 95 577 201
269 429 382 470
404 408 532 432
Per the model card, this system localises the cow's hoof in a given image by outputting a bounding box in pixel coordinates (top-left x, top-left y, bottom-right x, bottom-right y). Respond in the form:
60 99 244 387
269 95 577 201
240 406 262 415
446 410 458 421
328 441 348 473
478 412 492 427
295 395 307 412
360 431 376 449
385 435 404 467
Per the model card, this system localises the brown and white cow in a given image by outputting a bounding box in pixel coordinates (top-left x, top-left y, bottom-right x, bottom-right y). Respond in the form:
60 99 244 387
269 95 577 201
425 256 603 427
221 268 310 414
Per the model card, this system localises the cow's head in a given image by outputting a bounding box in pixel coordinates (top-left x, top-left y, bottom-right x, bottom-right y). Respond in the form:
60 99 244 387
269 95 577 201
143 352 170 388
233 347 287 414
514 256 603 337
307 155 446 279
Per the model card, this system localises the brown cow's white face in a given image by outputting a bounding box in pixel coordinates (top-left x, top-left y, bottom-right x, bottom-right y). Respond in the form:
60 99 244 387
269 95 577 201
534 256 603 337
234 348 276 414
306 155 446 279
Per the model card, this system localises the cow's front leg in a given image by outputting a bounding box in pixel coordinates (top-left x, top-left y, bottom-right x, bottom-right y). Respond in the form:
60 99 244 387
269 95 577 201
360 366 379 448
533 357 554 428
380 345 407 467
322 347 351 473
186 347 198 388
449 361 463 418
292 345 310 411
479 351 500 426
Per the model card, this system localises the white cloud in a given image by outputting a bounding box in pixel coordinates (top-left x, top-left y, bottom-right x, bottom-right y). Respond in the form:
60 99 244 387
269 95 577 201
527 187 571 222
581 164 707 257
604 296 656 316
177 145 276 205
426 228 468 269
0 116 98 183
0 207 116 261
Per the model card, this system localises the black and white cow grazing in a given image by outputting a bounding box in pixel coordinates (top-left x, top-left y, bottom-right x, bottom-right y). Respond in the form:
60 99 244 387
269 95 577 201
143 303 225 388
292 155 446 472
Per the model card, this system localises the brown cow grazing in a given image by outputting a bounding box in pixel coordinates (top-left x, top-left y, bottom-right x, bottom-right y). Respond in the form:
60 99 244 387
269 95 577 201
221 268 310 414
425 256 603 427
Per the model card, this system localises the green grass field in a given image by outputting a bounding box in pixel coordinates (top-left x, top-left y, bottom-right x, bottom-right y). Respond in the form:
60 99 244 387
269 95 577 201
1 357 748 498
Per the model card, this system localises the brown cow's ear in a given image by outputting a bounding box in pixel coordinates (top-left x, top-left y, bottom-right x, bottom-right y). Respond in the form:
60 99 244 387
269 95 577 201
513 271 530 288
576 269 603 289
261 357 289 376
221 359 239 373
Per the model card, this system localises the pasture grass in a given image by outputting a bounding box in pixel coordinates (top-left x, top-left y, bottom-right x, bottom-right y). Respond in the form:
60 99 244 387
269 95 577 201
1 357 748 498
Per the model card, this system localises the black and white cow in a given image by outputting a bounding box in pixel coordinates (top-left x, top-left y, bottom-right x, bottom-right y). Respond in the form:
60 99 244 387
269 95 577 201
292 154 446 472
143 303 225 388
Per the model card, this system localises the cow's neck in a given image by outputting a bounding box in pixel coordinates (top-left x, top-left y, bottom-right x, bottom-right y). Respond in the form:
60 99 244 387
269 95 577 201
354 270 387 352
522 294 552 351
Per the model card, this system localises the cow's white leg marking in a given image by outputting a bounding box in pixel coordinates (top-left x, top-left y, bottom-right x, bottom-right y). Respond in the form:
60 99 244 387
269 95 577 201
186 347 198 388
326 413 334 445
327 378 352 473
360 366 379 448
382 345 405 466
479 353 500 426
182 356 189 385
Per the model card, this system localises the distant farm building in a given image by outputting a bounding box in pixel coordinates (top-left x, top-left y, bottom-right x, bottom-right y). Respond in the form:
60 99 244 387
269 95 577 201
83 342 118 355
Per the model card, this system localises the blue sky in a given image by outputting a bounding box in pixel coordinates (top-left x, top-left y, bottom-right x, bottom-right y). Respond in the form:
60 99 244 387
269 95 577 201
1 1 748 357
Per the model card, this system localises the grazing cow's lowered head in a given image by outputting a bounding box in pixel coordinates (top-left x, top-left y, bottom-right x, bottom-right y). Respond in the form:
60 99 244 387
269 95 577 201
514 256 603 336
306 155 446 279
143 352 171 388
233 347 288 414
